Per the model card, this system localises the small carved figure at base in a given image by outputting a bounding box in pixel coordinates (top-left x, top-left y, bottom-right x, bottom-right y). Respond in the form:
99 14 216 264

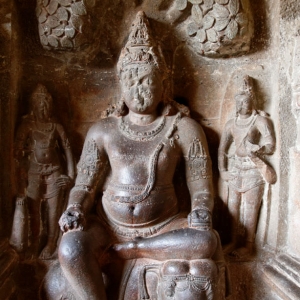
12 84 75 260
218 76 276 261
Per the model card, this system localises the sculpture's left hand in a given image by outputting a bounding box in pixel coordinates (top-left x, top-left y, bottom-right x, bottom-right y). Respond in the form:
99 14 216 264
188 208 212 230
244 140 260 157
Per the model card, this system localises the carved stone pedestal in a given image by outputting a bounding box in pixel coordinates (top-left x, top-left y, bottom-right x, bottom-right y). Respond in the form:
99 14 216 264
0 239 19 299
263 254 300 300
262 148 300 299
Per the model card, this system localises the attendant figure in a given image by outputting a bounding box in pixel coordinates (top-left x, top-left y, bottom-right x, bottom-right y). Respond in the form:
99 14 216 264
218 76 276 260
14 84 75 259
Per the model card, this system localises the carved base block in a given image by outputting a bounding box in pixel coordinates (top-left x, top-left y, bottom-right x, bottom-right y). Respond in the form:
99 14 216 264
263 254 300 300
0 239 19 300
287 148 300 256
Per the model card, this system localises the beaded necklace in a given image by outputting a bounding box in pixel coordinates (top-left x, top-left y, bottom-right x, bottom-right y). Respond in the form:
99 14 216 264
119 115 166 141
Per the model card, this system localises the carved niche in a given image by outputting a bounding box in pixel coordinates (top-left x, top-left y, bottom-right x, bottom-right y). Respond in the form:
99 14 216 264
173 0 254 57
36 0 97 50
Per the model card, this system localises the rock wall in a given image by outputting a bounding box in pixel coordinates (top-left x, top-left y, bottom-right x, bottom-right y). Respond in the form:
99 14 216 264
0 0 300 299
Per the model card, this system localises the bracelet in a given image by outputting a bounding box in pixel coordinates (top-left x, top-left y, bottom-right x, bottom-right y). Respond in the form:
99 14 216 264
67 203 82 210
193 206 211 213
194 194 212 202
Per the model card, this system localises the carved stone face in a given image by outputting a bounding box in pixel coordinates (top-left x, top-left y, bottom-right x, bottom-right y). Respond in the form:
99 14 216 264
32 96 51 122
120 66 163 115
235 93 253 116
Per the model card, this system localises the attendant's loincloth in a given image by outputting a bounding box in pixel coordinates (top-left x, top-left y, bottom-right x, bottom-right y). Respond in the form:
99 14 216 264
228 156 265 193
27 161 62 200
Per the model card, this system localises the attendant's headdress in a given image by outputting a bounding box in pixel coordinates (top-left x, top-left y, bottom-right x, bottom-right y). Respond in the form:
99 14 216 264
30 84 52 111
235 75 255 97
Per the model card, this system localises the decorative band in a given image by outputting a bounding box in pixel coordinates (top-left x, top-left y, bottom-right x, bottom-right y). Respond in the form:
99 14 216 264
107 182 174 192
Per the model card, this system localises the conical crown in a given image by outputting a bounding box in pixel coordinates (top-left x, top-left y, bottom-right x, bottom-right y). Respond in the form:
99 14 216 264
117 11 167 76
236 75 254 96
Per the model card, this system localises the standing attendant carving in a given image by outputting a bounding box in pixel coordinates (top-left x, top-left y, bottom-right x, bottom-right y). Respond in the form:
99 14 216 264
12 84 75 259
52 11 228 300
218 76 276 260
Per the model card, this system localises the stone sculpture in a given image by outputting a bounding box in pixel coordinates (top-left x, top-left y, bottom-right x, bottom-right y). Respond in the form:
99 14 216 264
218 75 276 260
49 11 227 300
36 0 96 50
12 84 75 259
172 0 253 57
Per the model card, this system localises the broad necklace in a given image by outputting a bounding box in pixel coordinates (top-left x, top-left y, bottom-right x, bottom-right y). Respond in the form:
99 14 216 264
117 113 182 204
119 115 166 141
36 121 54 133
234 112 256 129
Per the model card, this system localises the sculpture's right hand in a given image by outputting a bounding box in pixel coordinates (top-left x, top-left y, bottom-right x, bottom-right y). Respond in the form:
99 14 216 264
59 207 86 233
220 171 235 181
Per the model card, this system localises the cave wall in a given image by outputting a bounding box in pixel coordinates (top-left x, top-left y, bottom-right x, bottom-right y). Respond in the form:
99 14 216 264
1 0 300 299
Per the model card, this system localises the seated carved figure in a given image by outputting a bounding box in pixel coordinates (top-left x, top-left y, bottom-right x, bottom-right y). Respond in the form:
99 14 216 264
53 11 226 300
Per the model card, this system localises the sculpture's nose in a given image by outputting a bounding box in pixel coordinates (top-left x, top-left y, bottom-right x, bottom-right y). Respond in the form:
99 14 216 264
132 84 138 96
132 83 142 100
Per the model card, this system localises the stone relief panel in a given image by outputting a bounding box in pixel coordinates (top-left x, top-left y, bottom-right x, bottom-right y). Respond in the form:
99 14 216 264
36 0 96 50
172 0 253 57
10 84 75 260
218 75 276 260
0 0 291 299
39 11 229 300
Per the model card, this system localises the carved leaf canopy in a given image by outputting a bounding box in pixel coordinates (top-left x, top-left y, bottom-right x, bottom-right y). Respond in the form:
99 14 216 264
191 5 203 24
215 0 228 4
53 24 65 37
187 22 199 36
177 0 253 57
56 7 69 21
175 0 188 11
225 19 238 40
229 0 239 15
46 0 58 15
197 29 206 42
37 0 92 50
71 2 87 16
189 0 203 4
58 0 72 6
71 15 83 32
207 27 217 42
202 0 214 12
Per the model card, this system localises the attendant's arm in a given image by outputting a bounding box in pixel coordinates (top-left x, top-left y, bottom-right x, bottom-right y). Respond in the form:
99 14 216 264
256 116 276 156
218 121 234 181
14 119 30 197
56 124 75 181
